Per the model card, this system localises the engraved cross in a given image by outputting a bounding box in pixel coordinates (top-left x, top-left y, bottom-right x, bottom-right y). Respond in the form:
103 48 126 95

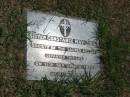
60 19 70 36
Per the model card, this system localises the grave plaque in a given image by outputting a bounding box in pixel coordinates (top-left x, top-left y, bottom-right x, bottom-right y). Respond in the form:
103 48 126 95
27 11 100 80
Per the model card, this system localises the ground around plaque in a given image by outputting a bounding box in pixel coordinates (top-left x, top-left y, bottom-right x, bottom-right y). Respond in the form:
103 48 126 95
0 0 130 97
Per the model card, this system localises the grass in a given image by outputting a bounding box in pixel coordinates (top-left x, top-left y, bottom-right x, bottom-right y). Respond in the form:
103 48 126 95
0 0 130 97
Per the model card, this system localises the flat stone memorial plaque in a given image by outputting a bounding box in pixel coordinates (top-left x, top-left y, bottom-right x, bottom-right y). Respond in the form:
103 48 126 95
27 11 100 80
